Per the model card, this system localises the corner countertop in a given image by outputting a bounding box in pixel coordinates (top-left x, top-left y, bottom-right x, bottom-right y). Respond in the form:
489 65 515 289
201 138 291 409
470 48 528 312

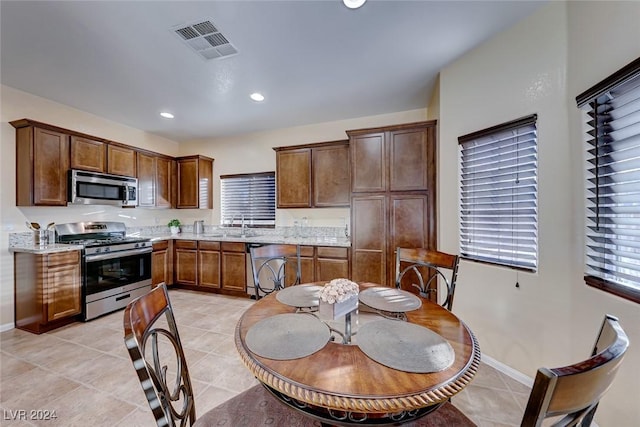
9 243 84 254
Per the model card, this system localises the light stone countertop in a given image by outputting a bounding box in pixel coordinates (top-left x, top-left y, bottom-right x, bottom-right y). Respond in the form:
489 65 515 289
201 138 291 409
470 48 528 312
149 232 351 248
9 243 84 254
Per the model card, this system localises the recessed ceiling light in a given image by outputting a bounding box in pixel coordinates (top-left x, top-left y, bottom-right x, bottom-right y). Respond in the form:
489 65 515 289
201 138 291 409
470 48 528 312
160 112 174 119
250 92 265 102
343 0 366 9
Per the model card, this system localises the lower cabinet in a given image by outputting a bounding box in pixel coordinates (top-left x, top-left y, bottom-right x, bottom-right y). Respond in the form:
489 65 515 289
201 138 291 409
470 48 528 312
14 250 82 334
174 240 198 286
285 245 350 286
199 241 221 289
152 240 173 287
221 242 246 292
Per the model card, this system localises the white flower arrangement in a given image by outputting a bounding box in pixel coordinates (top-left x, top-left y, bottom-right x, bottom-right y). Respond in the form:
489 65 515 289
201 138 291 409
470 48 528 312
319 278 359 304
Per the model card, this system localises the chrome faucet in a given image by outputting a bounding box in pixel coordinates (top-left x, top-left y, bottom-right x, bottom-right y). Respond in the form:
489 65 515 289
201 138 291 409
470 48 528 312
240 214 247 237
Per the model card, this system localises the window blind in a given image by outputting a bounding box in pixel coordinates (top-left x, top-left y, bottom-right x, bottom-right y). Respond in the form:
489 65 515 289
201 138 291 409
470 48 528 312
458 115 538 271
220 172 275 227
576 57 640 302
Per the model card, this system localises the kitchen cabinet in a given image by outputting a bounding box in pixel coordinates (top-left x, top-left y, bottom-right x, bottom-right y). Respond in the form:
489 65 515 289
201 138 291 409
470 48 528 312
315 246 350 281
107 143 136 177
138 152 175 208
348 121 437 286
176 155 214 209
12 120 70 206
198 241 221 289
174 240 198 286
283 245 350 286
14 250 82 334
221 242 246 292
70 136 106 172
152 240 173 287
274 140 350 208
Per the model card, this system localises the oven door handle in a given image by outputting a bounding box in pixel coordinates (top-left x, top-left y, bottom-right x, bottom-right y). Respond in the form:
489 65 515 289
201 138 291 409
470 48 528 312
85 247 152 262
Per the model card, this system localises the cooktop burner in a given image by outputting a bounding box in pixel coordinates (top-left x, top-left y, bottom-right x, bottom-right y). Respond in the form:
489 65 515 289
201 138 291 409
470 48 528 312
55 221 150 249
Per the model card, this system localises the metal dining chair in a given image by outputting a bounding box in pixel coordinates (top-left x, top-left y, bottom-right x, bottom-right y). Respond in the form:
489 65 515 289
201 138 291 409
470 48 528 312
249 244 301 300
395 247 460 311
521 314 629 427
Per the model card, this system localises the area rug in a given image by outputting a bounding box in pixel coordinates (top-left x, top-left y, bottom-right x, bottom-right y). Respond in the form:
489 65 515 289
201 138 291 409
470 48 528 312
194 384 476 426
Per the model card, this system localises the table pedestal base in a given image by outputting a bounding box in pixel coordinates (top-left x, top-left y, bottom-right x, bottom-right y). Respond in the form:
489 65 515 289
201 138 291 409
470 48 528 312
264 384 444 426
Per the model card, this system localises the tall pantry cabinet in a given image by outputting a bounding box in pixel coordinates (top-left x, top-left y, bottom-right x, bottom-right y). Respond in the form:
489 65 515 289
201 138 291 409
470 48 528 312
348 121 437 286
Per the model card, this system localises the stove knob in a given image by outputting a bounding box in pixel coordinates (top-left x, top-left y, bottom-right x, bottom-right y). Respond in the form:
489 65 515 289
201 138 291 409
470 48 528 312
96 248 102 253
104 247 110 252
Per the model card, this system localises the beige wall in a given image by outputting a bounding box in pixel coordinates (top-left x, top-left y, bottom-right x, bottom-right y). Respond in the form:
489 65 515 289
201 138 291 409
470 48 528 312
438 2 640 425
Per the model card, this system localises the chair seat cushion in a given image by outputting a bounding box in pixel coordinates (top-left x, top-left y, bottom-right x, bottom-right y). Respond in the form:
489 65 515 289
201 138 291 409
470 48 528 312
194 384 476 426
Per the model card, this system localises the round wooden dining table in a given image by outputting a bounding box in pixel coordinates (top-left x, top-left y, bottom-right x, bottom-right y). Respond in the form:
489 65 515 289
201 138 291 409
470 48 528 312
234 282 480 426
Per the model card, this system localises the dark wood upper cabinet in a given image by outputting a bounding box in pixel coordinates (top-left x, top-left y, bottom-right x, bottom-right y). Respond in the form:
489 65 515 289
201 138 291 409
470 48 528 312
176 155 214 209
70 136 106 172
388 128 431 191
276 148 311 208
107 144 136 177
156 156 175 209
137 152 156 207
12 120 70 206
274 140 349 208
312 142 350 207
350 132 386 193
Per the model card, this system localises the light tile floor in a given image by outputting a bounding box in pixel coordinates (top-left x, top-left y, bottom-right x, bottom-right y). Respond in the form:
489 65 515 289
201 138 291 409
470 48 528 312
1 289 531 426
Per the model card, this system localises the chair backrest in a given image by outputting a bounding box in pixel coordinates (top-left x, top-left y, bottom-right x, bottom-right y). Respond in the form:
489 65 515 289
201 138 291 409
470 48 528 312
395 247 460 311
249 244 301 299
123 284 196 427
521 314 629 427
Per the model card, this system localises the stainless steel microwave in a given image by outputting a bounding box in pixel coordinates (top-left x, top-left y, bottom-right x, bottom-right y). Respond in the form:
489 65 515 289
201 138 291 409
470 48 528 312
68 170 138 207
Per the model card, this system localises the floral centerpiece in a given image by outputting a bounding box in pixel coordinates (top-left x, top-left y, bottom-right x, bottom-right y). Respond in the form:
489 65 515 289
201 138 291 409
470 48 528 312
318 278 359 320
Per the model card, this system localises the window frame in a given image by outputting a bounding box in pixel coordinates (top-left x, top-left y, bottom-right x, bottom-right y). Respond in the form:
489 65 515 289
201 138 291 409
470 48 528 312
220 171 276 228
458 114 539 272
576 56 640 304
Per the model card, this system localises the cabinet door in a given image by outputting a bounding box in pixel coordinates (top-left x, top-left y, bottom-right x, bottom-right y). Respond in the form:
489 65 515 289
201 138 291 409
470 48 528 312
350 133 385 193
46 260 81 322
152 241 172 287
175 249 197 285
389 128 430 191
221 251 246 291
199 242 221 289
316 247 350 282
351 195 387 284
276 148 311 207
177 158 198 208
33 127 69 206
312 144 350 207
107 144 136 177
156 157 174 208
70 136 106 172
137 152 156 207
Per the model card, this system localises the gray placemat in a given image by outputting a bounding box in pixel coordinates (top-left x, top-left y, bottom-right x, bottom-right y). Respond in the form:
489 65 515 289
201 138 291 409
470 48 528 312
276 285 323 308
245 313 330 360
359 287 422 312
356 319 454 373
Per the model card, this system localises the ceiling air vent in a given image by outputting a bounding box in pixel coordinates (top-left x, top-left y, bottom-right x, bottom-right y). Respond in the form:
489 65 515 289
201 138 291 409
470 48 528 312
172 19 238 60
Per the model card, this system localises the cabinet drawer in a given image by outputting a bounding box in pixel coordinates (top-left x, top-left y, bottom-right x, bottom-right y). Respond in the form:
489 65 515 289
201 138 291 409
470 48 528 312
48 251 80 267
300 246 315 257
175 240 197 250
221 242 246 252
199 241 220 251
153 240 169 251
317 247 348 259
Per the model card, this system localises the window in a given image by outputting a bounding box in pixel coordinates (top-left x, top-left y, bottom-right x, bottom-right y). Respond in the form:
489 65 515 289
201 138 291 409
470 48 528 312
220 172 276 227
576 57 640 304
458 115 538 271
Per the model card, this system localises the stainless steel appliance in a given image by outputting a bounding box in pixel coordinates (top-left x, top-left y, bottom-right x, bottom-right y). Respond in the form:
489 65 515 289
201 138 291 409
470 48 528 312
68 169 138 207
56 221 151 320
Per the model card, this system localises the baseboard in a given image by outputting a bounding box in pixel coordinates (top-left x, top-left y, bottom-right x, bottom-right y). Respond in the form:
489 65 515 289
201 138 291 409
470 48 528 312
481 353 534 387
1 322 15 332
481 354 600 427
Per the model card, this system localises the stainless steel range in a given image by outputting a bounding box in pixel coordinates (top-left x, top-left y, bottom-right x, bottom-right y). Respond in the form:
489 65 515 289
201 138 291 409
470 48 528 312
55 221 152 320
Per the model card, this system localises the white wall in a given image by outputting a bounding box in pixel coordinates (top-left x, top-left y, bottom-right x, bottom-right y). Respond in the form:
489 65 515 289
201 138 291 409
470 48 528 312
438 2 640 426
180 109 427 229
